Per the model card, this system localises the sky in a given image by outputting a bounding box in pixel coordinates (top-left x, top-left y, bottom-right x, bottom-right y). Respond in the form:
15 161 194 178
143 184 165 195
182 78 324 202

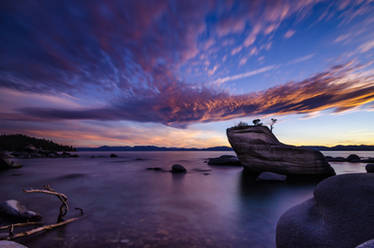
0 0 374 148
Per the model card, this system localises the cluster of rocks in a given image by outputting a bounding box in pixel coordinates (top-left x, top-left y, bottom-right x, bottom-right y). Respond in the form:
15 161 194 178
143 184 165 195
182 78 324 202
0 154 22 171
207 155 242 166
276 173 374 248
325 154 374 163
227 126 335 179
8 145 78 159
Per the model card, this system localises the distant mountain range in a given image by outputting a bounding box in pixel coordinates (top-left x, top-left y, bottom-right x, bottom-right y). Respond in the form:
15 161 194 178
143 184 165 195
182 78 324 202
77 145 374 151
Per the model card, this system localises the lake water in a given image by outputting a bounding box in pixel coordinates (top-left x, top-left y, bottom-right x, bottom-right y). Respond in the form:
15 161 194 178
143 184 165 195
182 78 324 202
0 151 372 248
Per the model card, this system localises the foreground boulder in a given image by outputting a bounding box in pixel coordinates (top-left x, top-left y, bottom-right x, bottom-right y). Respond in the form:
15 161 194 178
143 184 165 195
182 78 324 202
227 126 335 178
276 173 374 248
207 155 241 166
0 200 41 221
0 241 28 248
171 164 187 173
356 240 374 248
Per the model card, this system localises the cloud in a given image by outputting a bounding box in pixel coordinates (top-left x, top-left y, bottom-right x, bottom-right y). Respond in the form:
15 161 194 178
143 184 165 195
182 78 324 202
359 40 374 53
284 30 296 39
212 65 275 85
10 63 374 128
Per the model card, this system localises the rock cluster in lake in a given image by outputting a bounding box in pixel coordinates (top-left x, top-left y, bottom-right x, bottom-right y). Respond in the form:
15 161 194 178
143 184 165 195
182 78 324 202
276 173 374 248
325 154 374 163
0 200 41 221
171 164 187 173
226 125 335 178
7 144 78 159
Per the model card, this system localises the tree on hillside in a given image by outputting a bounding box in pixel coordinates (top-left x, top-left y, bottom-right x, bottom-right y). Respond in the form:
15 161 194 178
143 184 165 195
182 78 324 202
270 118 277 132
252 119 262 126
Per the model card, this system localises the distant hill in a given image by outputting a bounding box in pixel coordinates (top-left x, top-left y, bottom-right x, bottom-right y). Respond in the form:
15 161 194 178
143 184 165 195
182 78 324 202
0 134 75 152
301 145 374 151
77 146 233 151
78 145 374 152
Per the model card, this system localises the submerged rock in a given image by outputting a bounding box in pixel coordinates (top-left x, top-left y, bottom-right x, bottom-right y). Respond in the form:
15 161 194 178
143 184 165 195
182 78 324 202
146 167 164 171
171 164 187 173
276 173 374 248
110 153 118 158
366 164 374 173
0 200 41 221
207 155 242 166
256 172 287 182
0 241 29 248
227 126 335 178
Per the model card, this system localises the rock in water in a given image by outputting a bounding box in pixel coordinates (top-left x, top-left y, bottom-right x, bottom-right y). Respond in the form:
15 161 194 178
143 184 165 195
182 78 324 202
171 164 187 173
0 200 41 221
208 155 241 166
366 164 374 173
0 241 29 248
276 173 374 248
226 126 335 178
347 154 361 162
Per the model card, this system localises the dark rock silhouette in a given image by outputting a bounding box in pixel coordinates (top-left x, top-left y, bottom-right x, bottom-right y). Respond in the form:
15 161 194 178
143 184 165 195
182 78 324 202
227 126 335 178
171 164 187 173
276 173 374 248
366 164 374 173
346 154 360 162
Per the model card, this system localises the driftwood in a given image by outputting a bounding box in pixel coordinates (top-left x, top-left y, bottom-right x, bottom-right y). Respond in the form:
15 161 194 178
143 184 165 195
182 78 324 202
0 222 42 230
0 185 83 241
2 217 80 240
23 185 68 222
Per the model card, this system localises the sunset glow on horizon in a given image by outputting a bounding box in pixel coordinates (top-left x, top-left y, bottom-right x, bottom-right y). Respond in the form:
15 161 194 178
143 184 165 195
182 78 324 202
1 0 374 147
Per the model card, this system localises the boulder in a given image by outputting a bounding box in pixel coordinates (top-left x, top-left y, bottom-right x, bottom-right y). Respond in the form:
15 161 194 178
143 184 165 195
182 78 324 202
366 164 374 173
110 153 118 158
0 154 22 171
347 154 361 162
276 173 374 248
256 172 287 182
0 241 29 248
227 126 335 177
207 155 242 166
0 200 41 221
356 240 374 248
171 164 187 173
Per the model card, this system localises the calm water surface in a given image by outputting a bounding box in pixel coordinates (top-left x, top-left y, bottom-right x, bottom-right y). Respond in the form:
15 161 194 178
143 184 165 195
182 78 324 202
0 151 371 248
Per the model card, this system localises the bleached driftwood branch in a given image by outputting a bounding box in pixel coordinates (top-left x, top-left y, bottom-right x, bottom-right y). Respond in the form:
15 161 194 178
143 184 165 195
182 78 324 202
23 185 68 222
0 217 80 240
0 222 42 230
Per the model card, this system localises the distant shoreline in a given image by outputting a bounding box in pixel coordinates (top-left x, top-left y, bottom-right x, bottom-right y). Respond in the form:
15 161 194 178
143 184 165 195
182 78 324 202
77 145 374 152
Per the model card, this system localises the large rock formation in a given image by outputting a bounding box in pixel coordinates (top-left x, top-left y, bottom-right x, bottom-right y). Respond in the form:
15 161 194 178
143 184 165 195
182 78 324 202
226 125 335 177
276 173 374 248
